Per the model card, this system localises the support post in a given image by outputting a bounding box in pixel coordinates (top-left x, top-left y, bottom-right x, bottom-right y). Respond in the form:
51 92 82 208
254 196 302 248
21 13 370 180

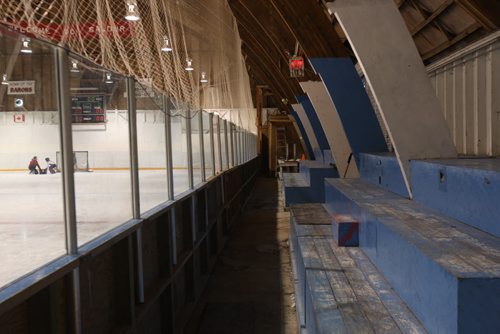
328 0 457 196
55 47 81 334
126 77 145 304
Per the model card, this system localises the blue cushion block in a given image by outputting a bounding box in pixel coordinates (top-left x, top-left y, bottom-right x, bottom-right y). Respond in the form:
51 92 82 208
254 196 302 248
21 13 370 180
411 158 500 238
359 152 409 198
331 214 359 247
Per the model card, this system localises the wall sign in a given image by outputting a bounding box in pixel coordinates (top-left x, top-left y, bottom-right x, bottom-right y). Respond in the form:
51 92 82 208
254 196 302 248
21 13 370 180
13 114 25 123
7 81 35 95
71 96 106 123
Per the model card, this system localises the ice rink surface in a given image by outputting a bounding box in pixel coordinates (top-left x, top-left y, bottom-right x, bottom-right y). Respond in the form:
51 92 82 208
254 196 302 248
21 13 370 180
0 169 191 289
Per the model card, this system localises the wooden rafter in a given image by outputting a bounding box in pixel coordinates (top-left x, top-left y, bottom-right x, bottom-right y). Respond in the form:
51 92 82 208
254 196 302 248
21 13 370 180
411 0 454 36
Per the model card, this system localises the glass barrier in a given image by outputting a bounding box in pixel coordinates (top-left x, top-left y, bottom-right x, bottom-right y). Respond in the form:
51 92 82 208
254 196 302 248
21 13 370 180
0 29 65 288
220 119 227 170
213 116 221 173
191 109 202 185
228 123 234 168
202 111 213 178
171 108 189 195
69 56 132 246
136 84 168 213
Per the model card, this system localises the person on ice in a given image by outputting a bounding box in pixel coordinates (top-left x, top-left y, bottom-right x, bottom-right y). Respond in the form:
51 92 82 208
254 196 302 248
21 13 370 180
28 156 42 174
44 157 59 174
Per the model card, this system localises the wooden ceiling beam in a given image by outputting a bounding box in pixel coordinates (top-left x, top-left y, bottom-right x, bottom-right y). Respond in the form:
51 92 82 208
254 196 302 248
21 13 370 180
231 6 302 98
269 0 349 58
242 48 290 110
421 22 482 60
455 0 500 30
411 0 454 36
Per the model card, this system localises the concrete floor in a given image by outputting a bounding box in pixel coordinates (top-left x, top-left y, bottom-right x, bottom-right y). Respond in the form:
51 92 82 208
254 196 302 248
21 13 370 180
0 170 192 289
187 177 298 334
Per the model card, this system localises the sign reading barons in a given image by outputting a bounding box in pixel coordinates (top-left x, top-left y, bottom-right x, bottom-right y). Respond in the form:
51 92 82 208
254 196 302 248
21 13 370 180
8 81 35 95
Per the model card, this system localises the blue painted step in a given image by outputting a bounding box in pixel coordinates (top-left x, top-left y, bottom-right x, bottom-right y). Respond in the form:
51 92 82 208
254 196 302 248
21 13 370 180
411 158 500 238
289 203 426 334
359 152 408 198
282 160 338 207
324 178 500 334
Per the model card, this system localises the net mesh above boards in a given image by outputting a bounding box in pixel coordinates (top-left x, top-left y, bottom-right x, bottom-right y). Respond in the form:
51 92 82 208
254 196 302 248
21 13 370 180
0 0 256 132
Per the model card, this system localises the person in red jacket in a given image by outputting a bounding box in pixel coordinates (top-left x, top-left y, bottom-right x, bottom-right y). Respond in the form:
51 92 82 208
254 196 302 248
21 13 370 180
28 156 42 174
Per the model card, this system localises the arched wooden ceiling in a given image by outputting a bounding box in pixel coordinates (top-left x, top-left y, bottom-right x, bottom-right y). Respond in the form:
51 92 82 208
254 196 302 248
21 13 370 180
228 0 500 111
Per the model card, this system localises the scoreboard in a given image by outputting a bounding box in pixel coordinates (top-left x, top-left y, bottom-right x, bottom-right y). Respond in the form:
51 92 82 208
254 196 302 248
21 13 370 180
71 96 106 123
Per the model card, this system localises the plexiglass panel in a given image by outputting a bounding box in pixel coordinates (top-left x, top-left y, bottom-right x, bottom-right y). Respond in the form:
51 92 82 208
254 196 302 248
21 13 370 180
191 110 202 185
213 116 221 173
69 57 132 246
203 111 213 178
171 108 189 195
136 84 168 213
0 30 65 288
220 120 227 170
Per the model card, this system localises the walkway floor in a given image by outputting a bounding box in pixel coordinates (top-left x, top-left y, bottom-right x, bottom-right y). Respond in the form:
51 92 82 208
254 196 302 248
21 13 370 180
186 177 298 334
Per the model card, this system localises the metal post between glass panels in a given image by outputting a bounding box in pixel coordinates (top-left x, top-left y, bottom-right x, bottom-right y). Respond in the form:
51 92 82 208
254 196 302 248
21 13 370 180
163 95 174 200
55 48 81 334
126 77 145 304
186 109 194 189
209 113 216 176
224 119 230 170
216 115 222 172
199 110 206 182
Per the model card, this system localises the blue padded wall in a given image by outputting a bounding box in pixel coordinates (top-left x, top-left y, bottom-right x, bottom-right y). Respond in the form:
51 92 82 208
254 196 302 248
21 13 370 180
310 57 387 166
411 159 500 238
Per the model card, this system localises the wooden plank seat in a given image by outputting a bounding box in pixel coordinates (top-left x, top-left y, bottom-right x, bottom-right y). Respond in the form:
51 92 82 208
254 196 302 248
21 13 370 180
289 203 426 333
324 178 500 333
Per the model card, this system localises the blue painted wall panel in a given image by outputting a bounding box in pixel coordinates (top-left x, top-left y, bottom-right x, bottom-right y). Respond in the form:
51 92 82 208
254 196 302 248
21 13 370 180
360 153 409 198
296 95 330 152
411 159 500 237
458 278 500 334
310 57 387 166
291 111 315 160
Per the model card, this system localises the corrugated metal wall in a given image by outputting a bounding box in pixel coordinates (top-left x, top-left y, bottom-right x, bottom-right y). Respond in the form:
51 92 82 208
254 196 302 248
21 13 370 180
428 32 500 157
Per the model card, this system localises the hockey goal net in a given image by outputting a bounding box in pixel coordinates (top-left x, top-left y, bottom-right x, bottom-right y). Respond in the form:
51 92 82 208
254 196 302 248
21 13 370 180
56 151 90 172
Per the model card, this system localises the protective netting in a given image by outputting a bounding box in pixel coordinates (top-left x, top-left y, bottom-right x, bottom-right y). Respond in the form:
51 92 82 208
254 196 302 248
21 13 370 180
0 0 256 131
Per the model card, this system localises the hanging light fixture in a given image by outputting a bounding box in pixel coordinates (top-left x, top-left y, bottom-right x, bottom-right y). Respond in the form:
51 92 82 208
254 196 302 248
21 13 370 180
185 57 194 71
70 60 80 73
1 74 8 85
161 36 172 52
105 73 113 84
200 72 208 83
20 38 32 54
125 1 140 21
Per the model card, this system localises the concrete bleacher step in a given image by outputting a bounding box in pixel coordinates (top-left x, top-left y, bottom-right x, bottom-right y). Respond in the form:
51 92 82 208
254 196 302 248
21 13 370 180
289 203 426 334
282 161 338 207
324 178 500 334
410 158 500 238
